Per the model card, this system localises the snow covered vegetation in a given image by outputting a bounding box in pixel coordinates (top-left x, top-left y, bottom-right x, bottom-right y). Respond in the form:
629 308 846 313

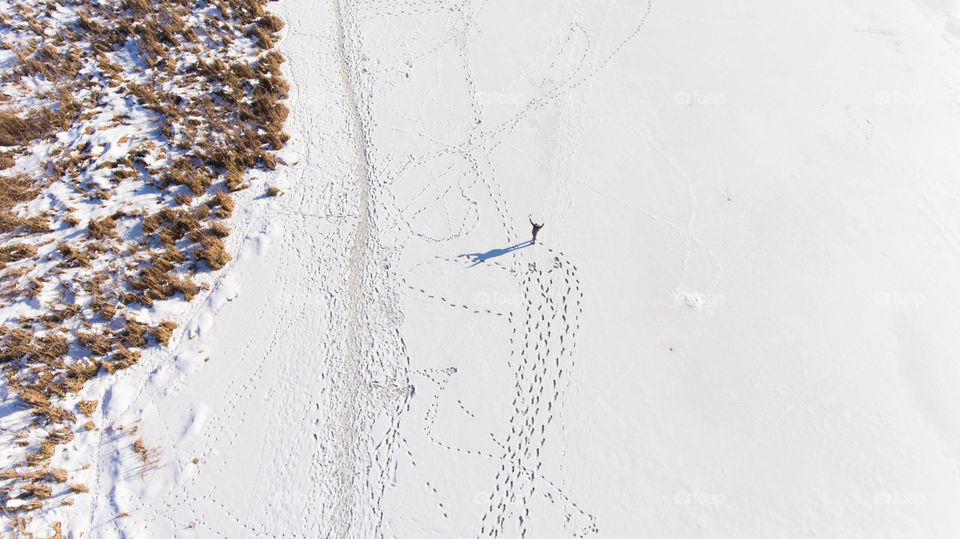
0 0 287 530
5 0 960 536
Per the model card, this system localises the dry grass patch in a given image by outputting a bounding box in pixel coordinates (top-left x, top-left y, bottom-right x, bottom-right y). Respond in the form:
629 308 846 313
209 191 234 218
198 236 231 269
87 216 117 239
0 243 37 267
149 321 177 346
0 0 290 521
0 112 40 147
0 151 16 170
77 400 98 416
0 174 37 208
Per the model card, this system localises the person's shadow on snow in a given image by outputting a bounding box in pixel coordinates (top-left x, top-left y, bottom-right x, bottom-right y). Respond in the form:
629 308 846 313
458 240 533 267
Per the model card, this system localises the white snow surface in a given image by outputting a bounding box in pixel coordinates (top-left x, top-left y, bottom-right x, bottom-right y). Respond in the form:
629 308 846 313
49 0 960 536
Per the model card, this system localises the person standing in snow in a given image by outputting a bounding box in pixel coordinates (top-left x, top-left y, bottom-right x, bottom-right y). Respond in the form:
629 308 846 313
529 217 544 244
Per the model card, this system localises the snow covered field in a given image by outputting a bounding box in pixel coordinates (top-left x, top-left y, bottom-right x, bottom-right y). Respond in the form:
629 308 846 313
11 0 960 535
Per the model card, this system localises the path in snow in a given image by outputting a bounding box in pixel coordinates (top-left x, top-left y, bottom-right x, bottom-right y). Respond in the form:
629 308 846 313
82 0 405 535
